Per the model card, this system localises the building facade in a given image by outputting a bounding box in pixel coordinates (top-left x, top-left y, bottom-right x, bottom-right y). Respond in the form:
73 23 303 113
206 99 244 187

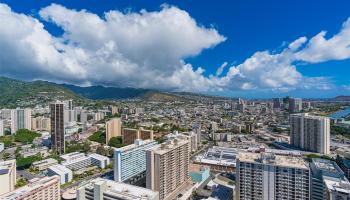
146 139 190 200
50 102 65 154
10 108 31 134
105 118 122 144
47 164 73 184
310 158 350 200
236 152 310 200
290 113 330 154
0 176 60 200
114 139 157 182
0 160 16 196
122 127 154 145
289 98 302 113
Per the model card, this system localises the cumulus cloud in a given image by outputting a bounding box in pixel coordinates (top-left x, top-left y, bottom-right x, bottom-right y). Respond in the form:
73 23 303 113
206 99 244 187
0 3 225 91
296 18 350 62
0 3 350 93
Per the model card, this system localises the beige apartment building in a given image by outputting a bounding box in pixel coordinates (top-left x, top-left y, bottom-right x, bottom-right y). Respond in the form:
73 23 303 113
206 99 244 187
0 159 16 196
105 118 122 144
32 117 50 131
146 139 190 200
0 176 60 200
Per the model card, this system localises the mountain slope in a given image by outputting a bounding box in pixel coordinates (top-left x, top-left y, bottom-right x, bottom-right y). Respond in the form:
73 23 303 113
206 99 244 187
62 84 152 100
0 77 85 107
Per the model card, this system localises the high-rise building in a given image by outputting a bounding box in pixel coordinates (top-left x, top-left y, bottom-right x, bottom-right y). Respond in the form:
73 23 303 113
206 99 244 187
32 117 51 131
10 108 31 134
50 102 65 154
166 131 198 153
63 99 76 125
0 176 60 200
192 121 201 146
289 98 303 113
0 160 16 196
76 178 159 200
111 106 119 115
236 152 310 200
272 98 283 109
114 139 157 182
105 118 122 144
146 139 190 200
311 158 350 200
0 119 4 136
290 113 330 154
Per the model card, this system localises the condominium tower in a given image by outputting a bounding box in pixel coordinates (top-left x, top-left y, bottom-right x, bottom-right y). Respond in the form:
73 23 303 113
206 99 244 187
236 152 310 200
50 102 65 154
0 119 4 136
146 139 190 200
310 158 350 200
290 113 330 154
105 118 122 144
10 108 31 134
289 98 303 113
114 139 157 182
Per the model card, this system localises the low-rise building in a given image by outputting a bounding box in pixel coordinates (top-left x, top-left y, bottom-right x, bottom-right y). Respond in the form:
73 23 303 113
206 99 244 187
194 146 237 172
76 178 159 200
189 164 210 183
89 153 110 169
32 158 58 171
61 152 110 171
47 164 73 184
61 152 91 171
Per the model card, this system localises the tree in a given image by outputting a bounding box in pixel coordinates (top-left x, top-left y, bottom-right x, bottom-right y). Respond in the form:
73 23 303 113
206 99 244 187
15 178 27 188
2 152 11 160
14 129 41 144
108 136 125 148
88 131 105 144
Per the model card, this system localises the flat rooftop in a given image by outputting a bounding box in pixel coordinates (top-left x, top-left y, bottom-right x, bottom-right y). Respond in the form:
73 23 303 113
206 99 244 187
238 152 309 169
196 146 237 167
149 139 189 155
80 178 158 199
48 164 72 174
115 139 156 152
0 176 59 200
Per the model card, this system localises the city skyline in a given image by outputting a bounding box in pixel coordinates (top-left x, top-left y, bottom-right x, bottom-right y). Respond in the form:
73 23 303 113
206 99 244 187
0 0 350 98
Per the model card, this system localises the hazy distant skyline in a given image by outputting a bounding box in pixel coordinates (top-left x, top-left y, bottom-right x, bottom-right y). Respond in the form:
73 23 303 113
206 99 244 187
1 0 350 98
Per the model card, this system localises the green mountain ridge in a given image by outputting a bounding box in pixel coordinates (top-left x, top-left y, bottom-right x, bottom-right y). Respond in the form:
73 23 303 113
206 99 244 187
0 77 86 108
0 77 189 107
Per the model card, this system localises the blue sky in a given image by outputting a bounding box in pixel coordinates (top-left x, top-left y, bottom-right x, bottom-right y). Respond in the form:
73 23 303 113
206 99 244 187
1 0 350 98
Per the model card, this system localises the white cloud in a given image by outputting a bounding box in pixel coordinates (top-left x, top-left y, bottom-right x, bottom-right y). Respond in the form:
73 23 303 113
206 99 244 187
296 18 350 62
216 62 228 76
0 3 349 94
0 3 225 91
